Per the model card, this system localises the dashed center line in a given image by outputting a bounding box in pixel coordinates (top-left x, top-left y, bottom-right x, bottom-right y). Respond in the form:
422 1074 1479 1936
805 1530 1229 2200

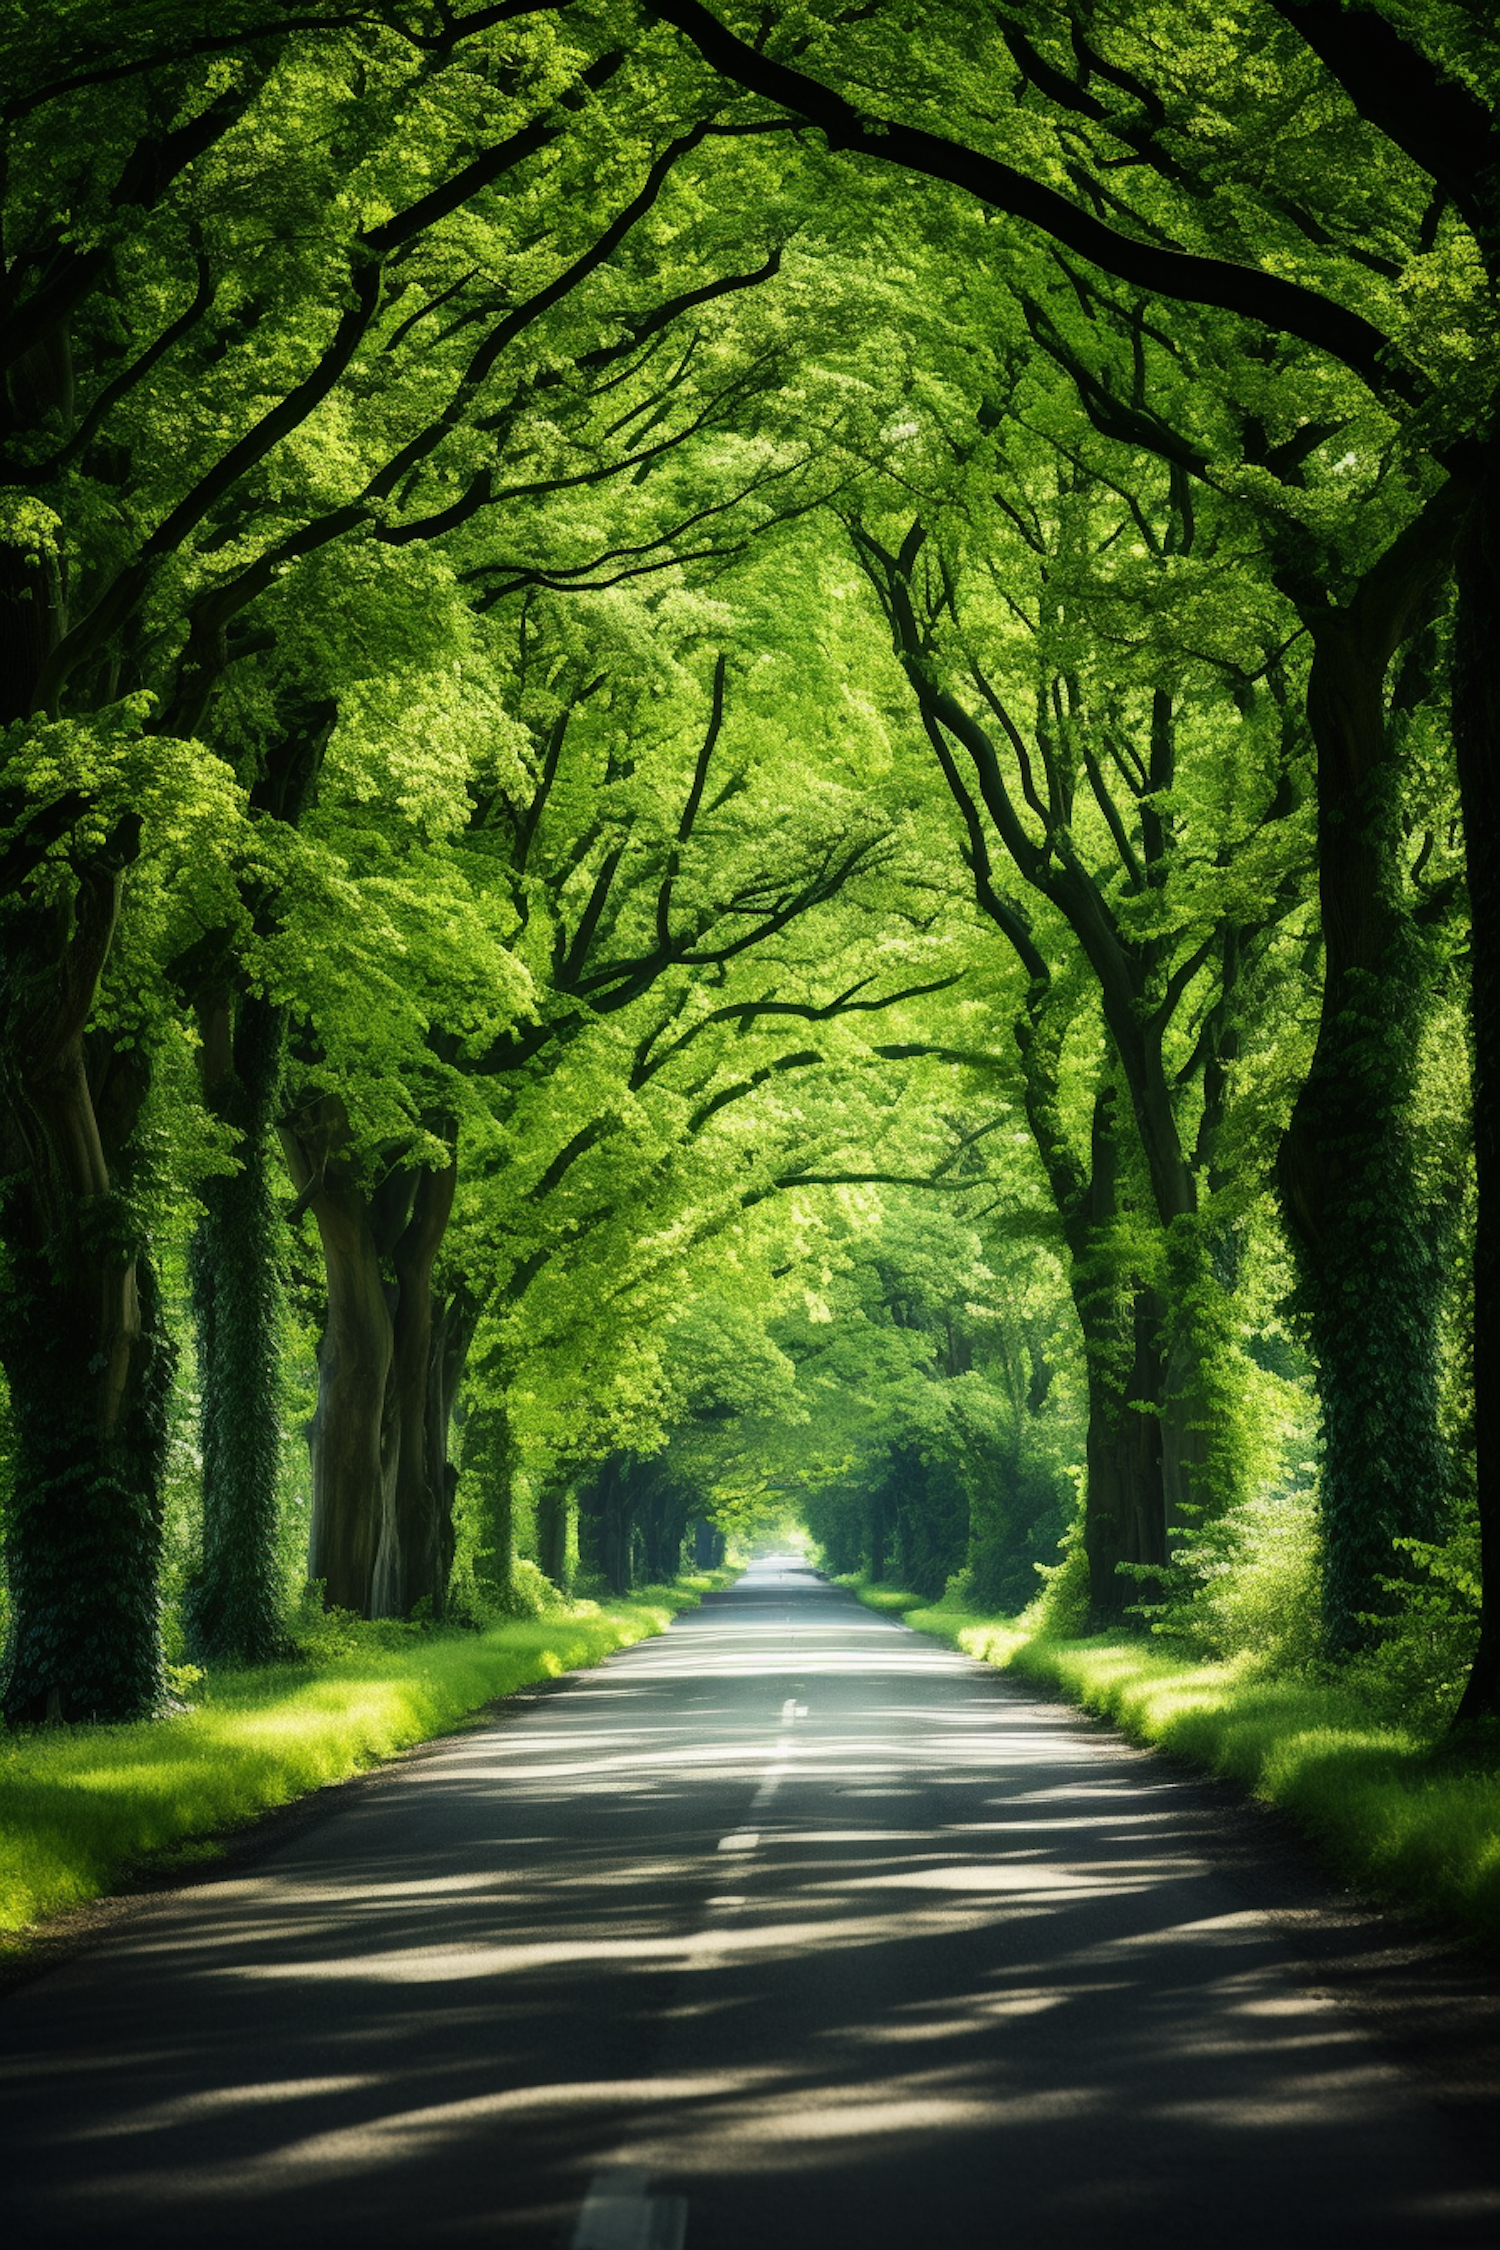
711 1696 810 1866
572 2166 686 2250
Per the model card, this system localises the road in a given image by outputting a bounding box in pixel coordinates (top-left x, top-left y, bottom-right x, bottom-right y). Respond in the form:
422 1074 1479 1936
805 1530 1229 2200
4 1560 1496 2248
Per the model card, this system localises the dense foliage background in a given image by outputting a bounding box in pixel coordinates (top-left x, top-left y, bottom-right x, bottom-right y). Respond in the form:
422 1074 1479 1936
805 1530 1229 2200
0 0 1493 1737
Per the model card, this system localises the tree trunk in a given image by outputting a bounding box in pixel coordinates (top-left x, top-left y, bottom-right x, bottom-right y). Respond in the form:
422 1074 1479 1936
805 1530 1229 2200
279 1101 390 1615
424 1285 477 1618
1079 1285 1167 1624
639 1482 674 1582
1159 1348 1207 1542
188 993 286 1663
868 1487 889 1582
537 1482 570 1586
691 1516 723 1569
1452 440 1500 1725
578 1452 634 1595
0 876 172 1722
1158 1215 1226 1542
1279 610 1448 1652
1048 1080 1172 1622
279 1102 463 1622
470 1400 518 1609
371 1155 457 1619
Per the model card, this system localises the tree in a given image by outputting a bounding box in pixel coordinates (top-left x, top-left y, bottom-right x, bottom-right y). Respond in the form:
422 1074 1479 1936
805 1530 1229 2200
643 0 1498 1702
0 5 794 1705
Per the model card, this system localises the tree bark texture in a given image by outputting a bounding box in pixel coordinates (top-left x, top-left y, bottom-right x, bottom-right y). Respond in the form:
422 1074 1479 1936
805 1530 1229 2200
279 1101 462 1620
1025 1054 1173 1622
1078 1289 1167 1624
1452 440 1500 1724
0 876 172 1721
1278 606 1449 1652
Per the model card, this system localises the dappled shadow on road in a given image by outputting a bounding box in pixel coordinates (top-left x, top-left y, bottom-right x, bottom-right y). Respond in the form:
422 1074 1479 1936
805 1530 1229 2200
7 1567 1496 2248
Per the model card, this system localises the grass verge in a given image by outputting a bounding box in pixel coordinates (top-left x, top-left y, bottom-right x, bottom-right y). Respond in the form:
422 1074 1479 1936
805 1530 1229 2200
845 1579 1500 1957
0 1578 721 1951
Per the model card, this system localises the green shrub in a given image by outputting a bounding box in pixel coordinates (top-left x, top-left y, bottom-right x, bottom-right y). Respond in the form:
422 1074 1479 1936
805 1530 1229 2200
1125 1485 1323 1671
1346 1508 1482 1732
1023 1500 1091 1637
501 1557 570 1618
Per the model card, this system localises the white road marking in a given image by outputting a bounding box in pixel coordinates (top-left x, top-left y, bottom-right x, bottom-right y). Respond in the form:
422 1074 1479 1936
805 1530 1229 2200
750 1730 796 1814
717 1830 759 1853
572 2166 687 2250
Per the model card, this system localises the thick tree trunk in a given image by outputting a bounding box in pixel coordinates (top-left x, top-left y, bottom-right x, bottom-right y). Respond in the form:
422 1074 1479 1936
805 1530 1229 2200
1279 611 1448 1653
537 1482 570 1585
1158 1217 1224 1542
1049 1082 1172 1622
306 1193 390 1615
578 1452 634 1595
691 1516 724 1569
1079 1287 1167 1625
1159 1349 1207 1541
371 1156 457 1619
1 1240 173 1724
639 1485 671 1582
1452 440 1500 1725
280 1103 462 1621
0 877 172 1722
424 1285 477 1617
470 1400 518 1609
279 1102 390 1615
188 994 286 1662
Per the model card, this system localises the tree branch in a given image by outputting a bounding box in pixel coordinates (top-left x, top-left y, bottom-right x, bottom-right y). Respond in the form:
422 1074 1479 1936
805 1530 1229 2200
650 0 1422 405
658 654 727 952
1260 0 1495 236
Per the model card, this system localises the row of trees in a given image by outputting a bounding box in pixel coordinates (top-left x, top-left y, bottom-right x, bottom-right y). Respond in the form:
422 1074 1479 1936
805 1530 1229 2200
0 0 1491 1724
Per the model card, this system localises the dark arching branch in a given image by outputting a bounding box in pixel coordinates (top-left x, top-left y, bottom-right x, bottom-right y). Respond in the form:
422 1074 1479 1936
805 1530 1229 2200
648 0 1421 405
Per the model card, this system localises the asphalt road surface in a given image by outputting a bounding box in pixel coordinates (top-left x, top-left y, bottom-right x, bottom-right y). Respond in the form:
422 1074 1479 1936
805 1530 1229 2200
5 1560 1497 2248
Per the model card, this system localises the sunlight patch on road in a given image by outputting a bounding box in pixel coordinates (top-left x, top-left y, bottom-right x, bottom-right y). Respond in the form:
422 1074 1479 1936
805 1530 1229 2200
86 2077 379 2139
225 1899 1039 1982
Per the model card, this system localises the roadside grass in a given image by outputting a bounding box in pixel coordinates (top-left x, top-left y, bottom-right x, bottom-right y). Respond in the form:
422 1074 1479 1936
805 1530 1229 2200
843 1578 1500 1957
0 1578 721 1950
